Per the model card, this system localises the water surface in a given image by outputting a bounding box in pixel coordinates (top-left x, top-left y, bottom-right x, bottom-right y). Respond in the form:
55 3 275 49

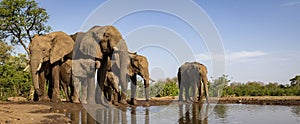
66 104 300 124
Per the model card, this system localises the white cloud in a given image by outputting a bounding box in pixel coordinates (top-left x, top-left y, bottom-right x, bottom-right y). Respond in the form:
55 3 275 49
227 51 268 62
195 53 210 61
195 50 268 63
283 2 300 7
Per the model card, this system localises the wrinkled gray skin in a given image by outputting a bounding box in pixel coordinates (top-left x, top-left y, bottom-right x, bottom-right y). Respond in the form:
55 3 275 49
127 53 150 105
177 62 209 103
29 31 74 102
72 25 129 105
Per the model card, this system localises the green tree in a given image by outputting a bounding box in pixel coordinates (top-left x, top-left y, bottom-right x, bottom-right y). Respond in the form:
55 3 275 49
0 40 13 64
0 41 31 100
290 75 300 87
210 75 230 97
149 81 164 97
0 0 51 54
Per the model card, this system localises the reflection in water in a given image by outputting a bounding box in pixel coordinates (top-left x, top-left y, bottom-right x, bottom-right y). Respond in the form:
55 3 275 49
67 106 150 124
178 103 209 124
291 106 300 117
212 104 228 123
66 104 300 124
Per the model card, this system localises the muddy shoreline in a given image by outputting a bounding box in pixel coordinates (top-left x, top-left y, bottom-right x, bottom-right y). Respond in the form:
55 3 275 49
213 96 300 105
1 96 299 123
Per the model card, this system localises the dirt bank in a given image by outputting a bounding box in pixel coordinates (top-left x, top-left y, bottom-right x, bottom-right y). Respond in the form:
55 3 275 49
212 96 300 105
0 102 71 124
1 96 299 123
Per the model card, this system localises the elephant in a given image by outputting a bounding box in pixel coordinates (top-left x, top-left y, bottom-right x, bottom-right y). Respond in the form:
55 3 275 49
60 59 80 103
72 25 129 105
29 31 74 102
177 62 209 103
126 52 150 105
103 71 120 105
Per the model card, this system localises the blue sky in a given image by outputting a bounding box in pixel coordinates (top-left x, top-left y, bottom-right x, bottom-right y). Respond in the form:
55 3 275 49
32 0 300 84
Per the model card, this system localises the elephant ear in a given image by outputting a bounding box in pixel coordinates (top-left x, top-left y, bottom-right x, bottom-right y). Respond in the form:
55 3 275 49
50 32 74 64
77 26 107 59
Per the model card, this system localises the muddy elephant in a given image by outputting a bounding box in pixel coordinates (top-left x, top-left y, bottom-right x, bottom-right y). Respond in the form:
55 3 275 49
72 25 129 105
127 52 150 105
177 62 209 103
29 31 74 102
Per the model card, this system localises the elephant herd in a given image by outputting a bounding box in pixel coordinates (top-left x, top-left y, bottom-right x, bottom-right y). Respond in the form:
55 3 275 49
28 25 209 105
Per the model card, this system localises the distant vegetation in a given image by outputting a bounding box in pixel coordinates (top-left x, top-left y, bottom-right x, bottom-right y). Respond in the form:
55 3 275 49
133 74 300 99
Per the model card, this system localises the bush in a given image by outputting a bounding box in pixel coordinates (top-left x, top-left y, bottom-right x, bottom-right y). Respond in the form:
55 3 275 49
0 54 32 100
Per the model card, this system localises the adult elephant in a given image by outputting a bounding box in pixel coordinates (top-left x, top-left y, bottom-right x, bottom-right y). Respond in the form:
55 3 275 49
127 52 150 105
177 62 209 103
29 31 74 102
73 25 129 104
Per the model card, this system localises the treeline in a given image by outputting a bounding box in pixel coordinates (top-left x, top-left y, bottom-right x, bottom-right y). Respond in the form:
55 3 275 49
133 75 300 98
222 80 300 97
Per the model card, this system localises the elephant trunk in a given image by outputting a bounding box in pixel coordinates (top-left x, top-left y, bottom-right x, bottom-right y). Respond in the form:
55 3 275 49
30 57 42 96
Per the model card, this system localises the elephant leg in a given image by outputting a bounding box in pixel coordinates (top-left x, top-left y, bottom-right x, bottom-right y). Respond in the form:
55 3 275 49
50 64 61 102
106 86 113 102
81 79 88 104
191 83 196 102
144 78 150 102
179 84 184 102
204 82 209 104
185 86 190 102
112 90 119 105
130 74 137 105
73 76 82 103
87 73 96 104
119 51 128 104
60 82 69 102
38 71 49 101
202 75 209 104
70 81 80 103
198 82 203 102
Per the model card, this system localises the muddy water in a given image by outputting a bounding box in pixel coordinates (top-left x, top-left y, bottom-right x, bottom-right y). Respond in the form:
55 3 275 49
64 104 300 124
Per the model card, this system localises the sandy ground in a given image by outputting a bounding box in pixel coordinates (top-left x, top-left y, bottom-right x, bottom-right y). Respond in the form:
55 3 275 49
0 96 299 123
0 102 71 124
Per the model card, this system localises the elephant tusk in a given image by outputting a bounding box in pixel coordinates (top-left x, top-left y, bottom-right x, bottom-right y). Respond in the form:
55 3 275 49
112 47 119 51
36 63 42 71
23 65 30 71
128 51 137 55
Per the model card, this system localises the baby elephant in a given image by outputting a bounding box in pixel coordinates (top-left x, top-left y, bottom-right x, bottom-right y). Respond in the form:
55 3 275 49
60 60 79 103
104 71 120 105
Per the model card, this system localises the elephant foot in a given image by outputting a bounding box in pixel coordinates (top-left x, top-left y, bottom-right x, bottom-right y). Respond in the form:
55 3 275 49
87 100 96 105
130 98 137 105
112 101 119 106
71 96 79 103
81 100 87 104
143 102 150 107
186 99 193 103
72 97 80 104
50 97 61 103
39 96 50 102
119 99 128 105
